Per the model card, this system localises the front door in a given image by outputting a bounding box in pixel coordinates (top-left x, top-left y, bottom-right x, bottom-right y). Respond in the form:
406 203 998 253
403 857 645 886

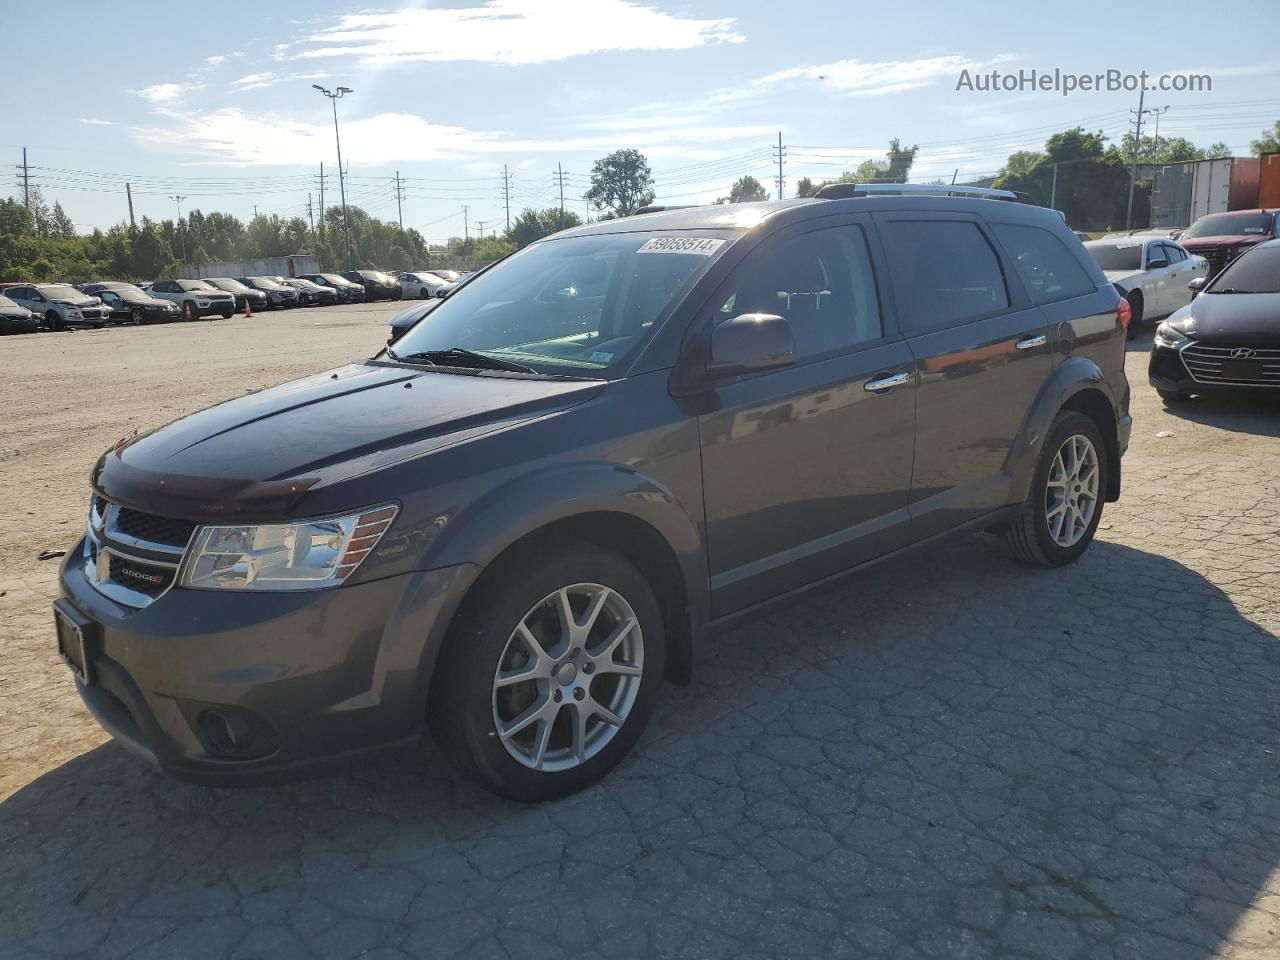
875 213 1055 537
696 217 916 617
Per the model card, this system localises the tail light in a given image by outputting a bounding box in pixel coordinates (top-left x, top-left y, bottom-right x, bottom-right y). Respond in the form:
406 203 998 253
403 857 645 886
1116 296 1131 337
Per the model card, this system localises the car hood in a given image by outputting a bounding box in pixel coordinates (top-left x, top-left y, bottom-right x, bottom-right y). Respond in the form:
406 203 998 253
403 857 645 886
52 297 99 308
0 305 33 318
121 294 177 308
1163 290 1280 346
94 362 604 521
1181 235 1268 249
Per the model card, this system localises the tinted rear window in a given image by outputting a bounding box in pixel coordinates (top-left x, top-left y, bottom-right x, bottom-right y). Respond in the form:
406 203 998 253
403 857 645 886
880 220 1010 333
992 223 1095 304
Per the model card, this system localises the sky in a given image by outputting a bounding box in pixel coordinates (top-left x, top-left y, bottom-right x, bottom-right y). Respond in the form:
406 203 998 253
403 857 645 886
5 0 1279 243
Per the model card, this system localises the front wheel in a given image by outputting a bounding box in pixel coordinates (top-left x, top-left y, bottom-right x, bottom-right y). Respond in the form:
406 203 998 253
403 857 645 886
45 310 62 332
1004 411 1108 567
131 307 146 325
431 542 665 802
184 301 198 322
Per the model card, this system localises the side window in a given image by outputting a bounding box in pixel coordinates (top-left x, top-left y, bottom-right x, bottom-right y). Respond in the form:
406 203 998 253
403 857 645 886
1166 244 1186 263
880 220 1009 333
714 224 882 360
990 223 1095 304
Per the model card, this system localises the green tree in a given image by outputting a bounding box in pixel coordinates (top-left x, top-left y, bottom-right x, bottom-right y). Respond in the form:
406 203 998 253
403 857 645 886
506 207 582 248
473 236 517 263
584 149 655 218
1250 121 1280 155
716 175 770 204
794 176 818 198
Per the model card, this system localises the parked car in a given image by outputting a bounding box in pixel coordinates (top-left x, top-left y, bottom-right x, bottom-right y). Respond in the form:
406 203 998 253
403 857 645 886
279 277 338 307
342 269 401 301
429 269 460 283
0 294 39 333
1149 238 1280 402
5 283 108 330
55 189 1130 800
1179 209 1280 278
147 279 237 320
298 273 366 303
1084 237 1207 337
237 276 301 309
1072 230 1091 243
80 282 182 324
400 271 450 300
202 278 269 315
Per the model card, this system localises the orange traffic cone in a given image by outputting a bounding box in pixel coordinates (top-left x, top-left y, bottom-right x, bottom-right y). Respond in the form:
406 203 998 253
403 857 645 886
243 297 253 318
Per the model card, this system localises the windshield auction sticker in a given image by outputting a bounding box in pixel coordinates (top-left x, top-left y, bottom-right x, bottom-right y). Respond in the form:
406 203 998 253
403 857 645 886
637 237 725 256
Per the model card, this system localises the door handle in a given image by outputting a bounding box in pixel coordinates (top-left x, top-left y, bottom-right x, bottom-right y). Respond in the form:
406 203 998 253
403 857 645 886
1016 335 1047 351
864 372 911 393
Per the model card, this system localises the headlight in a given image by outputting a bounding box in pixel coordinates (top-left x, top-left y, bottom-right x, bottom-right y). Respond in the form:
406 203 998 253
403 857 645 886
1153 323 1188 349
180 505 397 591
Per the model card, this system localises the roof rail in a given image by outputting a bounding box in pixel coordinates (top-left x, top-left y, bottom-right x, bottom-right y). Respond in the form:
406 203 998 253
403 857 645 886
631 204 694 216
813 182 1020 201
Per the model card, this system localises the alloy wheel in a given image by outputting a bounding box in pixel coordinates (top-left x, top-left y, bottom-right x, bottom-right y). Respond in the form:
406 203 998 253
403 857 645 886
491 583 644 772
1044 434 1099 548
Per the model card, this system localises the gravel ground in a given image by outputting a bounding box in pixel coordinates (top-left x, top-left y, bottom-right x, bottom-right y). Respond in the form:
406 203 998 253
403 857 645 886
1 309 1279 960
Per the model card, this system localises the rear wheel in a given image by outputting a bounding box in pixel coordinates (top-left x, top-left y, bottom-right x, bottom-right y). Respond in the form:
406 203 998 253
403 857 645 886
1004 411 1107 567
431 542 664 801
1126 292 1143 340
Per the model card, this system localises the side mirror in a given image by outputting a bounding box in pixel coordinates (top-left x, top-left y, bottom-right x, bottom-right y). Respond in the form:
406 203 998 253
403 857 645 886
706 313 795 377
1187 276 1207 297
1147 257 1169 270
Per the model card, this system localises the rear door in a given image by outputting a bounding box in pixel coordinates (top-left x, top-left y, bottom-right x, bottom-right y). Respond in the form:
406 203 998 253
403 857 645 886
696 215 916 616
875 212 1054 537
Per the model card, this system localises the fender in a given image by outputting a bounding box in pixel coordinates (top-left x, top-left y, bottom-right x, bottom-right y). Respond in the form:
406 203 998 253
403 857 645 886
423 459 709 638
1006 355 1119 504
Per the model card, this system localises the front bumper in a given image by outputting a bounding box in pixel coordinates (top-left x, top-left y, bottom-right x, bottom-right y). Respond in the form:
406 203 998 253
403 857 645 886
58 537 479 784
1149 341 1280 395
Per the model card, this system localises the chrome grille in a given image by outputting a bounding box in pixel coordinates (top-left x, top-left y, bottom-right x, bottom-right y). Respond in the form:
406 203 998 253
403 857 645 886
85 496 193 608
1180 342 1280 387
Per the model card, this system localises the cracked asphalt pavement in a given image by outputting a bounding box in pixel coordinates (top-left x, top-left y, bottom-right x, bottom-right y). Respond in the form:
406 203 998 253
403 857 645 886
2 310 1279 959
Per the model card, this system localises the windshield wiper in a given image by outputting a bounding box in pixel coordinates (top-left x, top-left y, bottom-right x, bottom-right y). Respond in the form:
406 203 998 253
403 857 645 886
390 347 537 374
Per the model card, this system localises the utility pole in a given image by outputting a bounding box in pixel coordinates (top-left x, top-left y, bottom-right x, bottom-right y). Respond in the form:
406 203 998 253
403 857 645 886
1125 88 1148 230
313 84 355 267
169 195 188 265
554 163 567 227
393 170 404 230
317 162 326 236
463 204 470 242
772 132 786 200
502 164 511 232
1151 105 1171 148
1050 163 1059 210
126 182 136 230
476 220 488 240
307 193 314 231
20 147 30 209
253 205 259 218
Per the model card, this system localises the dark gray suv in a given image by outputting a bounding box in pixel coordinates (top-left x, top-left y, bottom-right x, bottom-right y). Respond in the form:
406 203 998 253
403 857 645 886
55 188 1131 801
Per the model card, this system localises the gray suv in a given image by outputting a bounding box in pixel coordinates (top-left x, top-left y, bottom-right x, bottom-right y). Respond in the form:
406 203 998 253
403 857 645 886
55 187 1131 800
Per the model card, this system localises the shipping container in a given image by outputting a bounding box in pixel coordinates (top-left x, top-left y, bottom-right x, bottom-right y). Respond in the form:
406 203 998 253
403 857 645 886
1258 153 1280 209
181 255 321 281
1149 157 1261 229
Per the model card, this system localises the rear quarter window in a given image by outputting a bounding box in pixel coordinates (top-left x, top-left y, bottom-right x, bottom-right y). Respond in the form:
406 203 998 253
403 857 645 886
991 223 1096 304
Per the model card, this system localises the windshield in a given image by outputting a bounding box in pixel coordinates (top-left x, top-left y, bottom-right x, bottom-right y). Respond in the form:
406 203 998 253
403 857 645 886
39 285 85 300
100 283 145 296
248 277 286 289
318 274 348 284
1086 243 1141 271
207 278 249 292
389 230 732 376
1182 213 1275 240
1206 247 1280 294
177 279 215 291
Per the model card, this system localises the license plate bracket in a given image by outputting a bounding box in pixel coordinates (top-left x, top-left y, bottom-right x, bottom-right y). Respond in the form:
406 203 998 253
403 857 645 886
53 600 98 686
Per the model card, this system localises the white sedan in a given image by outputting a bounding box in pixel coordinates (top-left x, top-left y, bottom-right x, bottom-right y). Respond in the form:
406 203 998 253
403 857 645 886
400 271 451 299
1084 237 1207 336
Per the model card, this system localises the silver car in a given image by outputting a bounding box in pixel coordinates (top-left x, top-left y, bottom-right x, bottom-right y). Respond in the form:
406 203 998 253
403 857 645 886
1084 237 1207 337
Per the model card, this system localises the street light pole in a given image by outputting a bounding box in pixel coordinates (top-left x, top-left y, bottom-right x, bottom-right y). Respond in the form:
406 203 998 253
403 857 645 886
313 84 355 268
169 194 188 266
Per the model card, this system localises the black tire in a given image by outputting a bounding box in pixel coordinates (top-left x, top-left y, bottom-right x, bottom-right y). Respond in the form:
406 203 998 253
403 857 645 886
131 307 146 325
1157 387 1190 404
220 309 234 319
420 287 430 299
1126 292 1143 341
184 300 198 322
44 310 62 332
431 540 665 802
1003 411 1108 567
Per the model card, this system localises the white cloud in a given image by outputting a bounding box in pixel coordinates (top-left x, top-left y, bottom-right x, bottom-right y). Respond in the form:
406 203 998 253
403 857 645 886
755 54 1015 97
291 0 742 65
79 117 115 126
133 82 200 103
